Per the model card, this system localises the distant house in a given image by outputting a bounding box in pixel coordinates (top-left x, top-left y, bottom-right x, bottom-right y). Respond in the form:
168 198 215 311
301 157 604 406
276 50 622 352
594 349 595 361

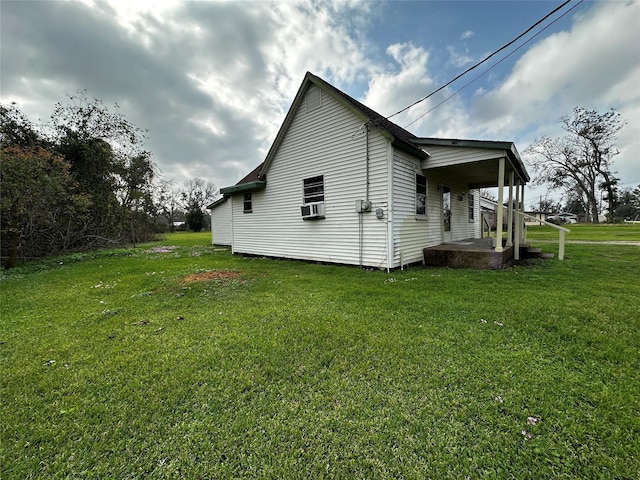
525 210 550 226
218 72 529 269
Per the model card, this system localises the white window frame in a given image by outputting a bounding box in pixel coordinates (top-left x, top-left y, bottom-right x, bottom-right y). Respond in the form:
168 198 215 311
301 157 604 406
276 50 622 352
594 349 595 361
415 173 427 216
303 175 324 204
243 192 252 213
468 190 475 222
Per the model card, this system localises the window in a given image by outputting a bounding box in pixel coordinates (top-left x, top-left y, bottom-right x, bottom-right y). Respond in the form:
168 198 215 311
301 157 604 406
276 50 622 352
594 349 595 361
303 175 324 204
243 192 252 213
416 174 427 215
468 191 475 221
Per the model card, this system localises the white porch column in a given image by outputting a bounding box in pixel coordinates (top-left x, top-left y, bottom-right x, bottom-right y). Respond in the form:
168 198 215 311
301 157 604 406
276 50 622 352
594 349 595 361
521 184 526 244
495 157 505 253
506 170 514 247
514 180 521 260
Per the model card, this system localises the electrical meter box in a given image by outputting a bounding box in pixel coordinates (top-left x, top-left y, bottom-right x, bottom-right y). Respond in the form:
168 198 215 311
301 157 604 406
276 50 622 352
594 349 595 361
355 200 371 213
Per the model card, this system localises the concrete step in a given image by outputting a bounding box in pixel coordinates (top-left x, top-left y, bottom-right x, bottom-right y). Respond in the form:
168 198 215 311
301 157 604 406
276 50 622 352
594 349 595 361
519 244 553 260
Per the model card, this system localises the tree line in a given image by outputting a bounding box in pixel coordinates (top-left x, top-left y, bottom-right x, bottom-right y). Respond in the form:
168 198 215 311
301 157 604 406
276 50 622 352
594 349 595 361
1 94 218 269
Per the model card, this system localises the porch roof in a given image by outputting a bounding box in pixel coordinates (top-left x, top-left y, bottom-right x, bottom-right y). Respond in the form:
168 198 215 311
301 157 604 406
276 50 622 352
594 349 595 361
413 138 530 189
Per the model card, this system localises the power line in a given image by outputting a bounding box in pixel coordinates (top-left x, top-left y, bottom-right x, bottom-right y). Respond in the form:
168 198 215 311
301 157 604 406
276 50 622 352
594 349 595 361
385 0 574 121
403 0 583 129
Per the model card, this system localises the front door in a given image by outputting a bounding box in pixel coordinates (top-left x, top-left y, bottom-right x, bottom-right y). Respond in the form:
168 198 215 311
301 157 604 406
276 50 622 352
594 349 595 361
442 186 452 243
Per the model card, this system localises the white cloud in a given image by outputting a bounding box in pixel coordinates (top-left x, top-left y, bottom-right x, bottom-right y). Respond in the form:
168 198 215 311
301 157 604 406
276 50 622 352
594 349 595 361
457 0 640 205
460 30 474 40
363 43 436 123
1 0 637 198
447 45 475 68
471 1 640 137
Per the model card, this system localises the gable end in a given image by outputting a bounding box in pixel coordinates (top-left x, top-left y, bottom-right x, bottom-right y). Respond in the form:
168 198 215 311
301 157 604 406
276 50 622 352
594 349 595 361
305 85 322 112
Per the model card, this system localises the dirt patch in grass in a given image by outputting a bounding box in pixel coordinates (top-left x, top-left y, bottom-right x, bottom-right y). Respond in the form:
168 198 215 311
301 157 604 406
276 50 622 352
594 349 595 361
180 270 243 284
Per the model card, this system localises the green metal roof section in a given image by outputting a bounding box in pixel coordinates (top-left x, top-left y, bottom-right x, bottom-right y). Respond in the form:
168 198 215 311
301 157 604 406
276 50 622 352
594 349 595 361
412 137 530 183
206 195 228 210
219 181 266 195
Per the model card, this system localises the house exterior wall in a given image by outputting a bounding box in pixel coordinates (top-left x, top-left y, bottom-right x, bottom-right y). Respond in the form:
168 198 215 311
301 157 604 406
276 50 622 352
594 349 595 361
525 211 548 226
422 145 505 168
390 150 437 266
447 181 479 240
230 86 391 268
389 151 482 266
210 199 232 246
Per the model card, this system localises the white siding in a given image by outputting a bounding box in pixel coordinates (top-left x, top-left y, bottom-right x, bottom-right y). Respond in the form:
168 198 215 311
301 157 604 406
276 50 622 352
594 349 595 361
390 151 482 266
391 151 433 267
231 88 391 268
422 145 505 169
210 199 232 246
446 180 478 241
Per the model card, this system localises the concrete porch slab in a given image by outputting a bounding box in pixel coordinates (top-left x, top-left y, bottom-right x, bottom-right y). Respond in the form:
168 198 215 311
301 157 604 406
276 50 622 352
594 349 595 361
423 238 514 269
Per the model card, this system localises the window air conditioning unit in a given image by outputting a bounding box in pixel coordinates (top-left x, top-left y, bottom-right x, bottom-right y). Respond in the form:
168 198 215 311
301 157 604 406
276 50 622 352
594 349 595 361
301 202 325 219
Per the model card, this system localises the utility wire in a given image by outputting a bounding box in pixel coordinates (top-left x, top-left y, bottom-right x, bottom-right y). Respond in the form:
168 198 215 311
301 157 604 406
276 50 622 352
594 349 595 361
385 0 573 121
403 0 583 129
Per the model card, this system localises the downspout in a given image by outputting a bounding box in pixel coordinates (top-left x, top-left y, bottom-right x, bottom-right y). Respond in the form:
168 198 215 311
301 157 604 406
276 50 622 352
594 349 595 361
230 195 235 254
386 138 393 273
359 122 371 268
365 122 370 203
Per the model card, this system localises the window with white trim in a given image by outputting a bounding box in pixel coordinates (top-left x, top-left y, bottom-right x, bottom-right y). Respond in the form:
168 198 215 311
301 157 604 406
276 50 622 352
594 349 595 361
416 174 427 215
468 191 475 221
243 192 252 213
303 175 324 204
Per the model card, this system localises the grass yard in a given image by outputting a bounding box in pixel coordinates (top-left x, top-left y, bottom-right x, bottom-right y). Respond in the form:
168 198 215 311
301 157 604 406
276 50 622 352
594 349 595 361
526 222 640 242
1 231 639 479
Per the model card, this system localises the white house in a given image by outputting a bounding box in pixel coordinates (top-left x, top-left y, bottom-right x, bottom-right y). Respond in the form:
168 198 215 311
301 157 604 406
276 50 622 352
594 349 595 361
217 72 530 269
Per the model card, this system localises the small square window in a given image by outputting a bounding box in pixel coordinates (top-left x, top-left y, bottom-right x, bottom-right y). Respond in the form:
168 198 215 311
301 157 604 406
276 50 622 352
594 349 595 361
243 192 252 213
416 174 427 215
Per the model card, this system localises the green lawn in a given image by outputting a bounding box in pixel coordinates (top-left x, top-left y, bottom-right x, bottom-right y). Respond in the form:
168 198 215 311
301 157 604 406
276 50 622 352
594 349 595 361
2 232 639 479
526 222 640 242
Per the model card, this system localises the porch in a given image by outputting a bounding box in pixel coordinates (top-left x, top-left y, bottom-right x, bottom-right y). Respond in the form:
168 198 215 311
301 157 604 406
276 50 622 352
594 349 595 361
423 238 513 269
422 237 552 269
411 138 569 269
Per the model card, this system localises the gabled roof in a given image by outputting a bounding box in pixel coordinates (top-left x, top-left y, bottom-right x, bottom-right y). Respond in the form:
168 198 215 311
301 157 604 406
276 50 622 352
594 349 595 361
305 73 427 159
219 162 265 195
258 72 428 179
219 72 530 193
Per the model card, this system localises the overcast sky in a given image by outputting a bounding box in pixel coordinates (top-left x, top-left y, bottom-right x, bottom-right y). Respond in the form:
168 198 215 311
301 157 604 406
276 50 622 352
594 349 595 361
2 0 638 207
